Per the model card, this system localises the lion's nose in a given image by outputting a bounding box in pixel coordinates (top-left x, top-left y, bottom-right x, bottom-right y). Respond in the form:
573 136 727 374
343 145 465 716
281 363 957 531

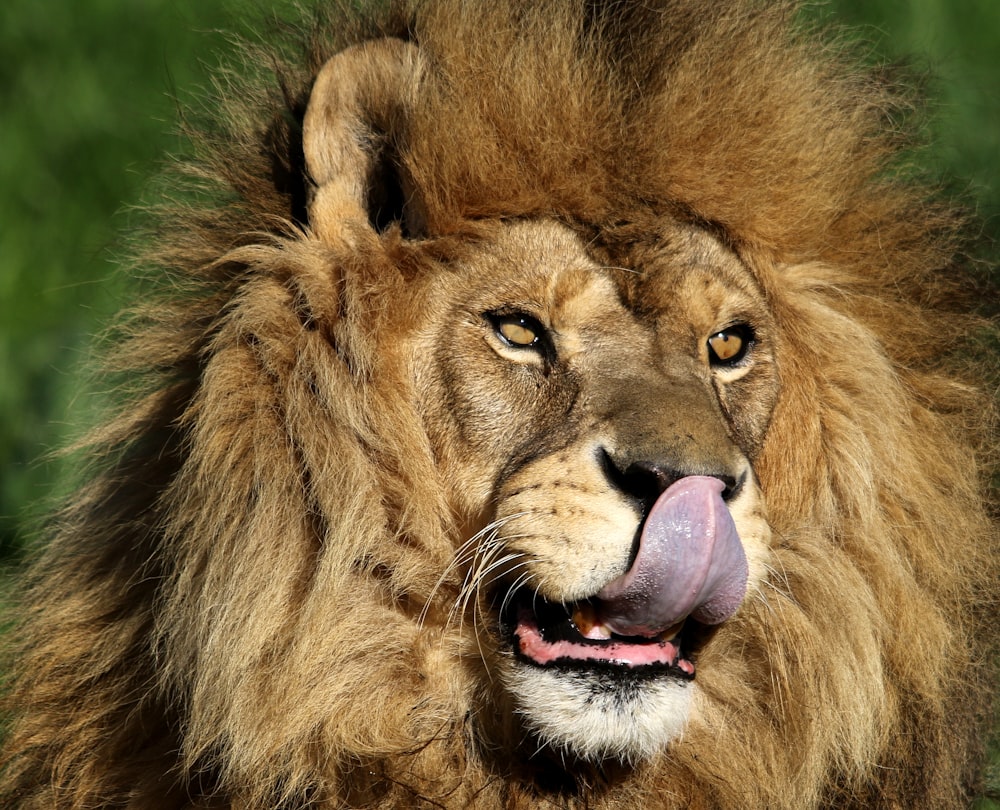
601 450 744 508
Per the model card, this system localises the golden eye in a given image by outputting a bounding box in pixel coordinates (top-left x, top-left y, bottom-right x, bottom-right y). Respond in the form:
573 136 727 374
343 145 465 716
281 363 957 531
488 312 545 349
499 319 539 347
707 326 752 365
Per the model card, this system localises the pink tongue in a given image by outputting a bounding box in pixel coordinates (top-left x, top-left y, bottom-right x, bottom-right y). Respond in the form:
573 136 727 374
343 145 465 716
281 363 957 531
596 476 747 636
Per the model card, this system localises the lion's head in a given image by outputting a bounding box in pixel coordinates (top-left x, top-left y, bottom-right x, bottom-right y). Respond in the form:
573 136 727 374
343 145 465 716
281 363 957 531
2 1 996 808
409 217 776 760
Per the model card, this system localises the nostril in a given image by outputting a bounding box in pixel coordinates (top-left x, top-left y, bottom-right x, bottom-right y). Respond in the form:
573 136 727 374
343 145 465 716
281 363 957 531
599 447 747 506
720 471 744 502
598 448 685 506
623 461 685 501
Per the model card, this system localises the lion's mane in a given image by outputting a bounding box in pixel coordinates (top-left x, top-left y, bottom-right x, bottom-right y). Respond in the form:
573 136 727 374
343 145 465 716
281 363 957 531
2 1 997 808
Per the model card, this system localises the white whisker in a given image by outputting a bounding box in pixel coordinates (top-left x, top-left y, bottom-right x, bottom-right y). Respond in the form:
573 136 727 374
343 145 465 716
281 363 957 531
417 512 527 627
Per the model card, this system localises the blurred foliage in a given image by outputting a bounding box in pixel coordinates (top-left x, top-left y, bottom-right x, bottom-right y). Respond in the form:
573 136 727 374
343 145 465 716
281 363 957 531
0 1 294 556
823 0 1000 223
1 1 227 555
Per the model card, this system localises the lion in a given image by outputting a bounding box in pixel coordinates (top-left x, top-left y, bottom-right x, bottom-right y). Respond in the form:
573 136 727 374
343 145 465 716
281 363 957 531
1 1 996 807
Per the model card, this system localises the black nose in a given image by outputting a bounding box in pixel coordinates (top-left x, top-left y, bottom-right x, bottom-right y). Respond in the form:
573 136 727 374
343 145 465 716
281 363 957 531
600 450 743 508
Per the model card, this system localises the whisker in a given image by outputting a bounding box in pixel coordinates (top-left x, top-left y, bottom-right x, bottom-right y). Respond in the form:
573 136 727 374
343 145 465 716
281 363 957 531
417 513 526 627
600 263 641 276
417 509 553 678
495 566 535 619
475 568 537 678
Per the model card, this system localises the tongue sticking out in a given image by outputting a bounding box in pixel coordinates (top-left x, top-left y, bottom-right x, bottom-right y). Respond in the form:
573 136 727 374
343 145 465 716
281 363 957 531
596 476 748 637
511 476 748 671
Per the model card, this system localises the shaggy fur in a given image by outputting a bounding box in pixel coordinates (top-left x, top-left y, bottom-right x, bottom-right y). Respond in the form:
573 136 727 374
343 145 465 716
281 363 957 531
2 1 997 807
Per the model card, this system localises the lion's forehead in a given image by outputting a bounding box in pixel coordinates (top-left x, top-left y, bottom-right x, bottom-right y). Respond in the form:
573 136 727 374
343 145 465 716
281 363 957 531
444 219 766 350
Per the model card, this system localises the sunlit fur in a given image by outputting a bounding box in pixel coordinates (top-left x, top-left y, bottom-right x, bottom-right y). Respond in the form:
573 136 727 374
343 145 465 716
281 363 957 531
511 664 695 763
1 1 997 808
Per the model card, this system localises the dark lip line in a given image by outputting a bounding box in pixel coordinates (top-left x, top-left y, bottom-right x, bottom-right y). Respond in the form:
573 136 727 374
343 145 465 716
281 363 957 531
513 647 696 680
498 590 698 679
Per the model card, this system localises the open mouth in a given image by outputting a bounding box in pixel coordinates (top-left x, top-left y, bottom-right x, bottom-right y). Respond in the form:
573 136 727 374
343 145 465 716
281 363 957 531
497 476 751 679
504 592 696 677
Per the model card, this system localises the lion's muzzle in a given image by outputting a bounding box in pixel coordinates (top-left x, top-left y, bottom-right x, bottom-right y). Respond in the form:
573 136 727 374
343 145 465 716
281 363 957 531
509 475 748 675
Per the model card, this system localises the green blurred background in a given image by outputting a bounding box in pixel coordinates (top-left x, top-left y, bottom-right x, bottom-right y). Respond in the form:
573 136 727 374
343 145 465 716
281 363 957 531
0 0 997 799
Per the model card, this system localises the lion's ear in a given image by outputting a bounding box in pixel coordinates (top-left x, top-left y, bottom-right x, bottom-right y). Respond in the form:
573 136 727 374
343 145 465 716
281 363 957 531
303 38 423 242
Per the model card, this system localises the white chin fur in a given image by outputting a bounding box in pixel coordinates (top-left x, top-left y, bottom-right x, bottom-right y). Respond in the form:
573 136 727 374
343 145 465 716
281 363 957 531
506 665 693 762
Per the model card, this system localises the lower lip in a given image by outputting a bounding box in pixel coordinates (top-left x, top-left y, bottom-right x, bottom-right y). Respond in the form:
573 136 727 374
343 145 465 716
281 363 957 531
514 611 694 674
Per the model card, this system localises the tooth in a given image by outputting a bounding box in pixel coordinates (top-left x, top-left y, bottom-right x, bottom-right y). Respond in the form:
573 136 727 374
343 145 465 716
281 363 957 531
572 603 612 639
571 602 595 629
